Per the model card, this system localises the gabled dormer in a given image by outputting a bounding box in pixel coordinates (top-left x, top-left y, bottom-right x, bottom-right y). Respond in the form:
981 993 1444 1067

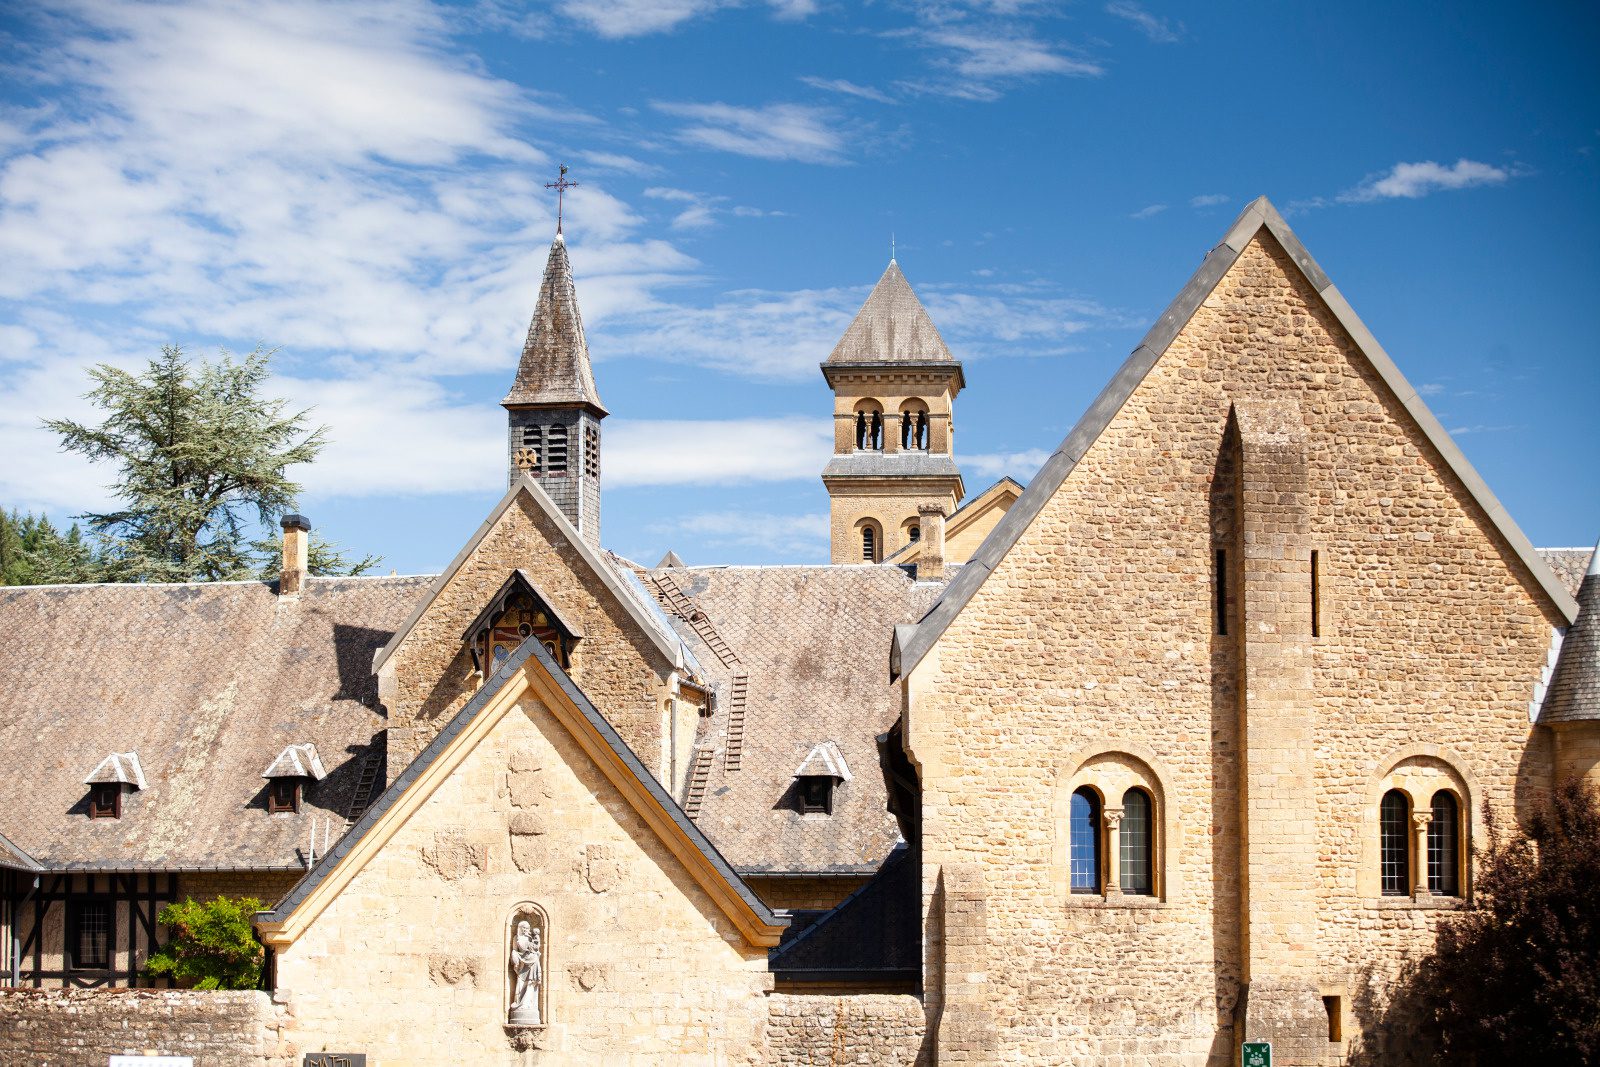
83 752 145 819
793 741 852 815
263 742 327 814
462 569 585 682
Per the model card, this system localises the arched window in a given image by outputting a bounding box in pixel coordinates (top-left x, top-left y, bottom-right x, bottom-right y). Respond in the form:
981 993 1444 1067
860 524 878 563
1069 788 1101 894
1428 791 1460 896
1380 789 1410 896
854 401 885 452
905 521 921 543
1120 788 1153 895
899 400 930 451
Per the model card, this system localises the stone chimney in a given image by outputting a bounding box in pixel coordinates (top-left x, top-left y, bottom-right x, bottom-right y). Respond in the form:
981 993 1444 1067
280 514 311 596
917 502 947 582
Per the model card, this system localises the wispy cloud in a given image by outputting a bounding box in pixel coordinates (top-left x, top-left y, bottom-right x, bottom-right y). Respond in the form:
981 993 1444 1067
555 0 814 38
1338 159 1517 202
963 448 1050 481
1130 203 1167 219
607 418 833 486
646 509 832 560
1105 1 1181 43
651 101 849 163
644 186 783 230
799 76 897 104
1190 193 1229 208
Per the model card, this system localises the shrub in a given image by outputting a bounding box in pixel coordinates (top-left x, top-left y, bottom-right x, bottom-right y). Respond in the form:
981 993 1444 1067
145 895 265 990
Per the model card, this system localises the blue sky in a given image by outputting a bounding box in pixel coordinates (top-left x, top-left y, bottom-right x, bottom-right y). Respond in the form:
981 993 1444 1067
2 0 1596 573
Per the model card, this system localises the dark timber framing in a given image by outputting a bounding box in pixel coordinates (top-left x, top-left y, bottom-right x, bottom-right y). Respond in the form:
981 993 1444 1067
3 869 178 987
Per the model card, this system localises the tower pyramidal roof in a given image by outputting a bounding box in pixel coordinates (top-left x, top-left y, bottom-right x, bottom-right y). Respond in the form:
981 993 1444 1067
826 260 956 365
1541 539 1600 724
503 234 608 414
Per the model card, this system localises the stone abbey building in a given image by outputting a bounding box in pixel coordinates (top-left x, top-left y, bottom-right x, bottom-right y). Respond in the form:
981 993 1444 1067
1 197 1596 1065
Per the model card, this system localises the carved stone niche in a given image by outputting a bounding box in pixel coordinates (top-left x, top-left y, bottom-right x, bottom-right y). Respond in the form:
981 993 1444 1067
505 902 549 1035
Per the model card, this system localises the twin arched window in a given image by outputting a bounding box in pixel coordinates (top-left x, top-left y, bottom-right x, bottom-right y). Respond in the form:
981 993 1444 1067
1068 786 1155 896
1380 787 1461 897
854 404 884 451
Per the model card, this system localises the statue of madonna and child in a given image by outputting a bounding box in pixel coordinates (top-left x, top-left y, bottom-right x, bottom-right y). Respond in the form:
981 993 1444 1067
508 920 543 1027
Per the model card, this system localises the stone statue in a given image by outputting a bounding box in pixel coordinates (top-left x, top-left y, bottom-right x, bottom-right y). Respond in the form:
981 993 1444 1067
508 920 542 1026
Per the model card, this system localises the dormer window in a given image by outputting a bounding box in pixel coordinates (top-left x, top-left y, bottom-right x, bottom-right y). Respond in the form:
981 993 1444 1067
262 742 326 815
793 741 852 816
83 752 145 820
463 570 584 680
88 783 121 819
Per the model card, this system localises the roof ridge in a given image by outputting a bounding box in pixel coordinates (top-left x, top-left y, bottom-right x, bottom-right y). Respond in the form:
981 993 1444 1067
892 195 1579 680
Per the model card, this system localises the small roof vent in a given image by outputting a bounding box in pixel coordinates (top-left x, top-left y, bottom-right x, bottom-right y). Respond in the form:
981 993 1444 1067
84 752 146 790
793 741 852 782
263 742 327 781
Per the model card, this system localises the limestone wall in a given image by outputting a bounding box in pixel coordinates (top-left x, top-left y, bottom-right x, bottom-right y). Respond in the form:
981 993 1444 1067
764 993 927 1065
0 988 292 1066
273 692 773 1065
386 489 674 778
905 233 1563 1064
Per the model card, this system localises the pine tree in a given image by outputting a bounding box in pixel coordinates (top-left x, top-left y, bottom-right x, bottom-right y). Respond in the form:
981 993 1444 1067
44 345 377 583
0 508 102 586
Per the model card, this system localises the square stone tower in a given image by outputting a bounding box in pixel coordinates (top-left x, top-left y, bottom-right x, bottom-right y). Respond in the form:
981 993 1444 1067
502 231 607 546
821 259 964 564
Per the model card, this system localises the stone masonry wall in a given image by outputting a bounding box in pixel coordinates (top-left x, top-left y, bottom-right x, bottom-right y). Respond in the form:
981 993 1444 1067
830 486 960 565
764 993 927 1066
0 989 293 1066
388 488 673 779
905 233 1564 1065
274 692 772 1065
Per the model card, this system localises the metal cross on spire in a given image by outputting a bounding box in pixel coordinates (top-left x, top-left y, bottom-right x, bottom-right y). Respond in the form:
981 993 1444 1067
546 164 579 234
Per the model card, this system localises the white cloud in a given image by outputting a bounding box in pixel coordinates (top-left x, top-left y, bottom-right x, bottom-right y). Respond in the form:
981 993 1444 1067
555 0 814 37
799 76 897 104
1130 203 1167 219
924 28 1102 80
606 418 834 486
1190 193 1229 208
1104 1 1181 43
1338 159 1515 203
651 101 849 164
963 448 1050 482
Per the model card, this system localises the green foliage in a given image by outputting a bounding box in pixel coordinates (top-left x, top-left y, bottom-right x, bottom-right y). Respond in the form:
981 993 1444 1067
0 508 102 585
145 895 266 990
1405 781 1600 1063
42 345 378 583
251 530 380 580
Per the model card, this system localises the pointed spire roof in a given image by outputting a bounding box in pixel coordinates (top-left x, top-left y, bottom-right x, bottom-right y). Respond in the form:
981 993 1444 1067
503 234 608 414
826 260 956 365
1541 540 1600 725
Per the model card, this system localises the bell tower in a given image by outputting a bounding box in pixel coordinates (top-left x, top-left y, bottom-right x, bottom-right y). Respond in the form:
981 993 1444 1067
502 227 608 546
821 259 964 564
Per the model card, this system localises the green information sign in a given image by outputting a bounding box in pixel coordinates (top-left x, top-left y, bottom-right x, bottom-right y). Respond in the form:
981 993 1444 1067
1241 1042 1271 1067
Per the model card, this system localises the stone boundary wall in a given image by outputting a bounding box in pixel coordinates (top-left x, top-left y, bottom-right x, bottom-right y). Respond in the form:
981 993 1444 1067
765 993 927 1066
0 988 294 1066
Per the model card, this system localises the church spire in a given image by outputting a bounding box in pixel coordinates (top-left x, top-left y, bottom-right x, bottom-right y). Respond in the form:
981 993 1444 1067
502 234 607 414
502 219 608 546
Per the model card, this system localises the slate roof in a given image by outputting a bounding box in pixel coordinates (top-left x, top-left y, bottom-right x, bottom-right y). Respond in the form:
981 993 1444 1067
502 234 607 413
0 575 429 870
1541 543 1600 726
1539 547 1593 600
642 564 945 874
821 452 964 481
825 260 957 366
893 196 1581 680
768 844 920 979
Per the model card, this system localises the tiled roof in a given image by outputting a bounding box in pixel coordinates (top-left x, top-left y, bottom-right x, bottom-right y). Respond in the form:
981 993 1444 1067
502 234 607 413
643 564 945 874
0 575 430 870
1539 547 1593 600
1541 543 1600 726
768 844 920 978
825 261 956 365
821 452 963 480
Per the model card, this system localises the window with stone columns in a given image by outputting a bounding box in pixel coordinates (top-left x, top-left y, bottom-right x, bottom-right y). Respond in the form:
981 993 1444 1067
853 399 884 451
1364 750 1473 902
1055 747 1170 905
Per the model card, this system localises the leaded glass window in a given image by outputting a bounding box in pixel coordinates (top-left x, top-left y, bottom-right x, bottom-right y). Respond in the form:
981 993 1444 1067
1120 788 1153 895
1428 791 1460 896
1070 788 1101 894
1380 789 1410 896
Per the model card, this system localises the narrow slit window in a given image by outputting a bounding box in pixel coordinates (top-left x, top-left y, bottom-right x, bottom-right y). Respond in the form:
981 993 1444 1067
1069 788 1101 894
1214 548 1228 636
1323 996 1342 1042
1380 790 1410 896
1311 550 1321 637
1428 791 1460 896
861 525 877 563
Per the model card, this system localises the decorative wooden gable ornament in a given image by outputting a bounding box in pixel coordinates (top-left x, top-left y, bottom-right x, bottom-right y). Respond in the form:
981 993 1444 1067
463 570 584 678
